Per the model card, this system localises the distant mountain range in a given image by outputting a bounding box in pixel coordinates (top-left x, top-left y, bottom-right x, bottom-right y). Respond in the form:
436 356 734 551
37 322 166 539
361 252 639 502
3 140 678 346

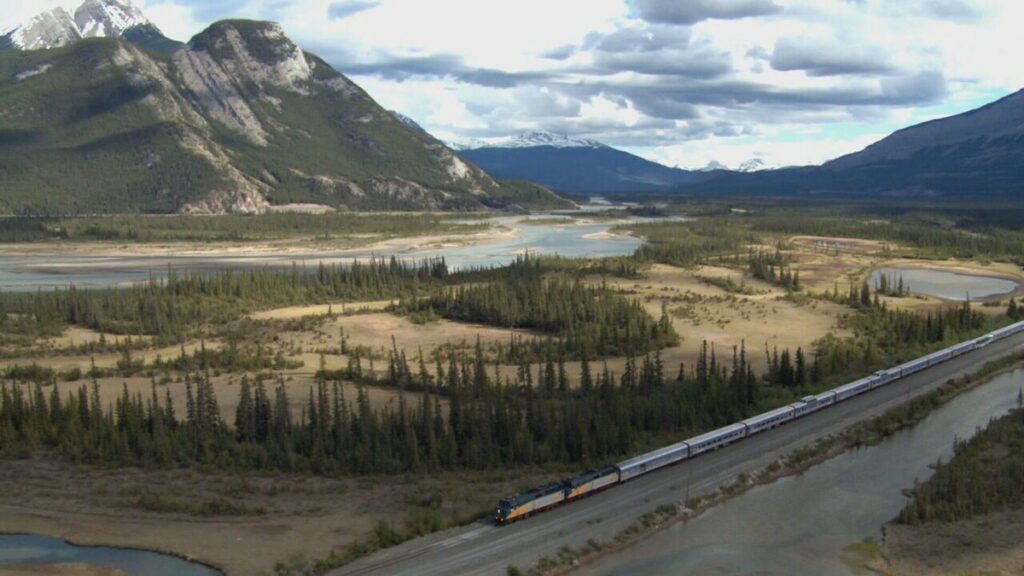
681 89 1024 199
0 2 568 215
458 131 699 194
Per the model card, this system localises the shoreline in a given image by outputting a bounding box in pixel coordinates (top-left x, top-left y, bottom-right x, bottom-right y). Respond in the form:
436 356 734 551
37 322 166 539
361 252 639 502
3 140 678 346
0 224 520 260
0 531 224 575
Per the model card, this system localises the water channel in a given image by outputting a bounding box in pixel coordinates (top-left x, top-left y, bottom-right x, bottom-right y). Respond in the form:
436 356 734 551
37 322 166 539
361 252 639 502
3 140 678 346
0 214 647 291
584 368 1024 576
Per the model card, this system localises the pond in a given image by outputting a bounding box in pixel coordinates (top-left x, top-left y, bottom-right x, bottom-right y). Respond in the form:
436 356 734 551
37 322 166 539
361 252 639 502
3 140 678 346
582 368 1024 576
870 267 1020 301
0 534 220 575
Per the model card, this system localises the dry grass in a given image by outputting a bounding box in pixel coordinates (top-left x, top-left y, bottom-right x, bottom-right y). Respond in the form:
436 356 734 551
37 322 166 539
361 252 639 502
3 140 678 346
597 264 848 373
0 458 554 576
870 508 1024 576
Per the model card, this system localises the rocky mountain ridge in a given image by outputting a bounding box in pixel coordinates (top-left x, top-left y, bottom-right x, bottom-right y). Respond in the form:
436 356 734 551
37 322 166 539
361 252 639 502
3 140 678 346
0 19 566 214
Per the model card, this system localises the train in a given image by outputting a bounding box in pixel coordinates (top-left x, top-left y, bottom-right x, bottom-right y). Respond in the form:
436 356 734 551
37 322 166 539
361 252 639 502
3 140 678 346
494 320 1024 524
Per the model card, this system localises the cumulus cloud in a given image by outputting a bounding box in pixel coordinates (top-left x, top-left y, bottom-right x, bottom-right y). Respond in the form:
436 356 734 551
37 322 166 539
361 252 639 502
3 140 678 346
633 0 782 25
770 37 896 76
327 0 379 20
343 53 556 88
921 0 982 21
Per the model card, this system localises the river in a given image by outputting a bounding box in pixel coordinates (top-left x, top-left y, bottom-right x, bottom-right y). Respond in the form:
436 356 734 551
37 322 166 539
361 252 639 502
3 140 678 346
0 214 647 291
583 368 1024 576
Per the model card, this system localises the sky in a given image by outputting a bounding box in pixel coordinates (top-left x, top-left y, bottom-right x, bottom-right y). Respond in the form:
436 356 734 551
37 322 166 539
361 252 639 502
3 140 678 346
3 0 1023 170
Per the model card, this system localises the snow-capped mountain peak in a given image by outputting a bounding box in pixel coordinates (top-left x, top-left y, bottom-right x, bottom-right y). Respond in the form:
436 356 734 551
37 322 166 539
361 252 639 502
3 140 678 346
737 158 767 172
3 0 156 50
449 131 607 151
494 130 606 149
7 8 80 50
699 158 774 172
700 160 729 172
75 0 150 39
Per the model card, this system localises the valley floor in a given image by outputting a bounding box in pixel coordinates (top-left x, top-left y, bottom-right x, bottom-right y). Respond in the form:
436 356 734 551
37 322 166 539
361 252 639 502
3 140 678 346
1 220 1022 574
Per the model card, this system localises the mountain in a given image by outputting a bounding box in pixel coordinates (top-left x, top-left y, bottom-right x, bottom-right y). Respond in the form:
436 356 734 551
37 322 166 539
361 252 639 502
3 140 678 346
1 0 180 52
2 8 81 51
0 20 568 215
391 111 427 134
459 131 697 194
737 158 768 172
684 89 1024 199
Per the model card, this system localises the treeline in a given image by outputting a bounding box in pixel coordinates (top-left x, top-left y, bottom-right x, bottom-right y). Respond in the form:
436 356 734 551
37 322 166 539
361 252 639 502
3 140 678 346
0 343 762 473
0 300 1006 475
740 211 1024 262
395 259 677 360
628 219 757 268
875 273 910 297
0 258 449 342
748 248 801 291
807 300 990 387
1008 298 1022 321
898 406 1024 525
622 206 1024 267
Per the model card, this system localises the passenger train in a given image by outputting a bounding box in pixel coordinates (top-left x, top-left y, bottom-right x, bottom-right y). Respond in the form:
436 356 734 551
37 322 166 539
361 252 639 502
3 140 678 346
495 320 1024 524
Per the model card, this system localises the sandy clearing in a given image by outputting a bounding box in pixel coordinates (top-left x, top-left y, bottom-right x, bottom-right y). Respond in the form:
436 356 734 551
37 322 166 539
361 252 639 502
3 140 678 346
247 300 393 321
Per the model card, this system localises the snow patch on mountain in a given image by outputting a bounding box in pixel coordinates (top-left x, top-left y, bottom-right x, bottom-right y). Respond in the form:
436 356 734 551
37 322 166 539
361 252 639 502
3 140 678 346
738 158 767 172
458 130 607 150
700 158 774 172
700 160 729 172
15 64 53 80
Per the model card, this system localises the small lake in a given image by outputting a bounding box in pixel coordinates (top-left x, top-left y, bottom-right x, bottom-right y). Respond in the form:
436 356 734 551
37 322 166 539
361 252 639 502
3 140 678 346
870 267 1020 301
0 534 220 575
0 214 651 291
583 368 1024 576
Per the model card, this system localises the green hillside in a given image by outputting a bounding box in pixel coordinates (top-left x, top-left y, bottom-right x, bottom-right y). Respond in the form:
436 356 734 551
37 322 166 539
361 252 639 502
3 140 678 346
0 40 225 214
